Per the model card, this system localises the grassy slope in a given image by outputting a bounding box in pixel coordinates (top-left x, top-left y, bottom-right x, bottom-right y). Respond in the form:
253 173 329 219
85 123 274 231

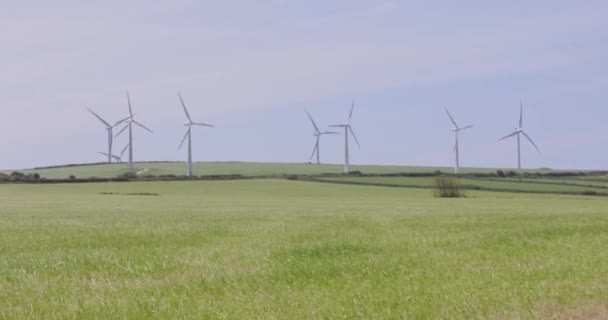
8 161 556 179
501 177 608 188
316 176 608 195
1 180 607 318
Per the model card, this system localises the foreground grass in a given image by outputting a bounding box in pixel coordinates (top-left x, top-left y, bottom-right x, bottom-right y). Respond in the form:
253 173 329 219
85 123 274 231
1 180 608 319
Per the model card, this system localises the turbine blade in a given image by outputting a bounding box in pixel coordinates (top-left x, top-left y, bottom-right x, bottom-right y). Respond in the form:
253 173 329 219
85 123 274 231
192 122 214 127
521 131 540 152
349 99 355 122
519 101 523 128
115 124 129 137
305 110 320 133
113 116 130 128
444 108 458 127
460 125 474 130
121 144 129 157
309 141 319 160
498 131 518 141
98 152 109 157
178 129 189 150
329 124 347 127
349 126 361 149
86 107 111 127
322 131 340 134
127 92 133 117
178 92 193 123
133 121 153 133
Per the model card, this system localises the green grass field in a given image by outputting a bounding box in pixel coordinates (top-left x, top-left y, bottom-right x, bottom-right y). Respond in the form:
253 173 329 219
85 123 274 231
316 176 608 196
1 178 608 319
6 161 559 179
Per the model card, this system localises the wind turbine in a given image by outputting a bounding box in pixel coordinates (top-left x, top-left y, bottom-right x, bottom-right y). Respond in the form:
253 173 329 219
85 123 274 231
445 108 473 174
115 92 153 171
498 101 540 170
85 107 128 163
305 110 338 165
330 100 360 173
98 144 129 163
177 92 214 177
98 152 122 163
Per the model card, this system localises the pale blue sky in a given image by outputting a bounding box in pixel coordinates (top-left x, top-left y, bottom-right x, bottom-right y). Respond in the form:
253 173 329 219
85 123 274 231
1 1 607 170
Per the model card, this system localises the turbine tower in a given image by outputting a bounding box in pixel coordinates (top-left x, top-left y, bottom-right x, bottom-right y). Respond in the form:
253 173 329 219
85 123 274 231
330 100 360 173
305 110 338 165
498 101 540 170
178 92 214 177
86 107 128 163
115 92 153 171
445 108 473 174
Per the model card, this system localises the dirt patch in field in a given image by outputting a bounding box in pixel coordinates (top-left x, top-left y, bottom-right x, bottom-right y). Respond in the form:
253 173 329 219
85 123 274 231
535 302 608 320
99 192 159 196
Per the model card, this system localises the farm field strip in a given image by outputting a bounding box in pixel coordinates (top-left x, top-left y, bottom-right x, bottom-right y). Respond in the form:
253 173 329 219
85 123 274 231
2 179 608 318
314 176 608 196
7 162 568 180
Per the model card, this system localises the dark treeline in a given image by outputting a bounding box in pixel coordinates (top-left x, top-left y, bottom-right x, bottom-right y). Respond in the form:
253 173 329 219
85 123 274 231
2 169 607 184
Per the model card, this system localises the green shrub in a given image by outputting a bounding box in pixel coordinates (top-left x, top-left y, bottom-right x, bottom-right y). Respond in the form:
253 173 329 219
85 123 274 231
433 175 465 198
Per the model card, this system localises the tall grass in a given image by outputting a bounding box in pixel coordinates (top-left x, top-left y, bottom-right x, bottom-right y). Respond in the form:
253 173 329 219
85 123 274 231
1 180 607 318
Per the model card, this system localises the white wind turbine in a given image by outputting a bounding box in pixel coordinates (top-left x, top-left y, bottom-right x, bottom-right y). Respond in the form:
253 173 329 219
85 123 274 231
115 92 153 171
305 110 339 165
98 152 122 163
498 102 540 170
330 100 360 173
177 92 214 177
86 107 128 163
98 144 129 163
445 108 473 174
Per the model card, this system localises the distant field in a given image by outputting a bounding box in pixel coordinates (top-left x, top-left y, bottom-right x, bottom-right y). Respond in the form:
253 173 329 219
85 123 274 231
1 179 608 318
6 161 558 179
316 176 608 196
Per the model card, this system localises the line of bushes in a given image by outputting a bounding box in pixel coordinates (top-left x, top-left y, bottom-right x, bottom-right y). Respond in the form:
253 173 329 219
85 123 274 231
0 171 257 184
316 170 598 179
3 168 606 185
0 171 43 182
